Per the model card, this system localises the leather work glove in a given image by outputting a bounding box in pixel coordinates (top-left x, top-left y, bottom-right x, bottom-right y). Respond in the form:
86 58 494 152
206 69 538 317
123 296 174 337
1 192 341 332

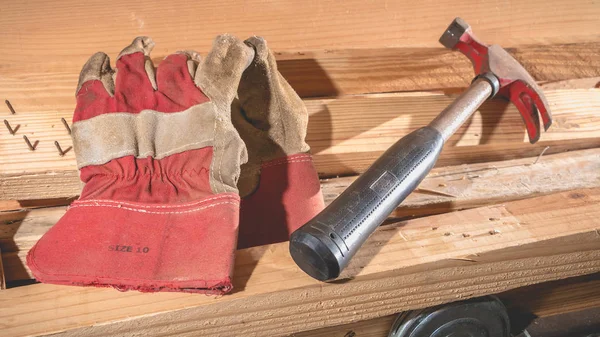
27 35 254 294
233 37 325 249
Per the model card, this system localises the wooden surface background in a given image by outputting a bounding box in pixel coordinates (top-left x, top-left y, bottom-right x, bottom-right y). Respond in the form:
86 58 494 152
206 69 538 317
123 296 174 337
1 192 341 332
1 1 600 336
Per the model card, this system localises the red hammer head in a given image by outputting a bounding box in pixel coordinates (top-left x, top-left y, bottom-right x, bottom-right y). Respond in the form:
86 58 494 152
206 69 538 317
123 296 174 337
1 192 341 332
439 18 552 144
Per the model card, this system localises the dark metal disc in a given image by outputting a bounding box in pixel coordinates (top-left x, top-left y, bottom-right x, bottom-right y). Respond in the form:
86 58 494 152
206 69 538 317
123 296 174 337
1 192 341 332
388 296 510 337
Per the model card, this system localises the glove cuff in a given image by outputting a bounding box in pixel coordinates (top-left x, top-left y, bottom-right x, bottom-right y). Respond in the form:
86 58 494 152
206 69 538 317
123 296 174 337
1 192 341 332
27 193 240 294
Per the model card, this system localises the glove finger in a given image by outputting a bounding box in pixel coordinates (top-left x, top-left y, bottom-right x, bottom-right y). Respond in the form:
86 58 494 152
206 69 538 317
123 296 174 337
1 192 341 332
115 37 158 108
74 52 115 122
195 34 254 107
156 51 207 108
238 36 309 153
178 50 202 78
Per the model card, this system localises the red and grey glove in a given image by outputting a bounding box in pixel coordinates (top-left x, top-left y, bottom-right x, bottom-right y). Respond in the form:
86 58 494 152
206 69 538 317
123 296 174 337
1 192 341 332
27 36 254 293
233 37 325 249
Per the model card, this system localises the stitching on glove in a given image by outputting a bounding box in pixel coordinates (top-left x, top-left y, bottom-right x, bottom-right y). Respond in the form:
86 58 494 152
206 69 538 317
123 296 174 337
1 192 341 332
70 200 239 215
75 194 238 209
261 159 313 169
261 153 313 169
87 167 210 179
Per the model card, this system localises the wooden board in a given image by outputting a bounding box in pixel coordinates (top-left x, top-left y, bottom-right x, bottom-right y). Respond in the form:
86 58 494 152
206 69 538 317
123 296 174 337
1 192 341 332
296 315 396 337
2 0 599 71
2 89 599 200
541 76 600 90
0 198 75 213
279 43 600 97
1 252 29 283
3 148 600 283
1 188 599 336
297 274 600 337
323 148 600 218
1 43 597 107
0 248 5 290
501 273 600 318
307 89 600 176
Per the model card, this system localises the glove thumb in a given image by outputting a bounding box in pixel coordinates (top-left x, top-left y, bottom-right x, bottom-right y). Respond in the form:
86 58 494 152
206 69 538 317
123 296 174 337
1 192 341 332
195 34 255 108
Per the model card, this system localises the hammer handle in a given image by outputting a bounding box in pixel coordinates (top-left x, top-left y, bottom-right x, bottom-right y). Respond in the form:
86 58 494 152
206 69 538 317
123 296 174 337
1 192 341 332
289 77 495 282
289 126 444 281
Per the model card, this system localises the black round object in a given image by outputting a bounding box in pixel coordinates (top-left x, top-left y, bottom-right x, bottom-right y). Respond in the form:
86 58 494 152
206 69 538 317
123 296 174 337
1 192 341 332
388 296 510 337
289 230 340 281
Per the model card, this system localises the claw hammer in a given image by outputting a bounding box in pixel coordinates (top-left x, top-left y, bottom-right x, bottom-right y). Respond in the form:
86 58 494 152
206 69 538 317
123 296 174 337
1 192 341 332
289 17 553 281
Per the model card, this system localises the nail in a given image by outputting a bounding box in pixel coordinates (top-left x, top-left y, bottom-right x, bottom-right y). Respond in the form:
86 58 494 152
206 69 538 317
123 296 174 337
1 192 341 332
54 141 65 156
5 100 16 114
23 135 36 151
60 118 72 134
4 119 15 135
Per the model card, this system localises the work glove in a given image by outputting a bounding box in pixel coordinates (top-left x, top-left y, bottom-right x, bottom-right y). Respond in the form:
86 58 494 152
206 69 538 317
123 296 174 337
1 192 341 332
27 35 254 294
233 37 325 249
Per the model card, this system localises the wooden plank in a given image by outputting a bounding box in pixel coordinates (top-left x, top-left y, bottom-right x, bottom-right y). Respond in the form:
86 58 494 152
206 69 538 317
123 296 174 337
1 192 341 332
540 76 600 90
297 274 600 337
0 188 599 336
1 206 66 254
3 148 599 282
0 252 29 284
1 0 599 72
501 273 600 318
307 89 600 176
294 315 396 337
1 44 597 109
2 89 599 200
0 248 5 290
279 43 600 97
0 198 73 213
323 148 600 219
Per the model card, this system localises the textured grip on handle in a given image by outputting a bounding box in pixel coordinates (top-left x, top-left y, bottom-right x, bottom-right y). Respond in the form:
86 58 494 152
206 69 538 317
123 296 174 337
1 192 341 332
290 127 444 281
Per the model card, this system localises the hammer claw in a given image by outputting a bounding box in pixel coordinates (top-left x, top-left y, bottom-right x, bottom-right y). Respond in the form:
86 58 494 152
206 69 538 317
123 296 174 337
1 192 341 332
526 85 553 132
505 81 544 144
440 17 552 143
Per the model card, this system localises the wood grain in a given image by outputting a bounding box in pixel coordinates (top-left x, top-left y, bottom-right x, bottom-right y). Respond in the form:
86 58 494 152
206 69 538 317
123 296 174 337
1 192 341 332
295 315 396 337
2 89 599 200
323 148 600 218
2 1 600 335
0 198 74 213
1 189 599 336
501 273 600 318
1 43 597 107
541 76 600 90
3 148 599 282
279 43 600 97
1 0 599 71
297 274 600 337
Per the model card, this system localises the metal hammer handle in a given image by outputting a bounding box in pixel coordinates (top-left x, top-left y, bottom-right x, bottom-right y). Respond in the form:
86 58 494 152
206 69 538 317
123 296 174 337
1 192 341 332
289 75 497 281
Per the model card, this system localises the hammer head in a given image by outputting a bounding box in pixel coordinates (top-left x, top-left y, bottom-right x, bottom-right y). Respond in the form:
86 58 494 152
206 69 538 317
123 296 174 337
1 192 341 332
440 18 552 144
